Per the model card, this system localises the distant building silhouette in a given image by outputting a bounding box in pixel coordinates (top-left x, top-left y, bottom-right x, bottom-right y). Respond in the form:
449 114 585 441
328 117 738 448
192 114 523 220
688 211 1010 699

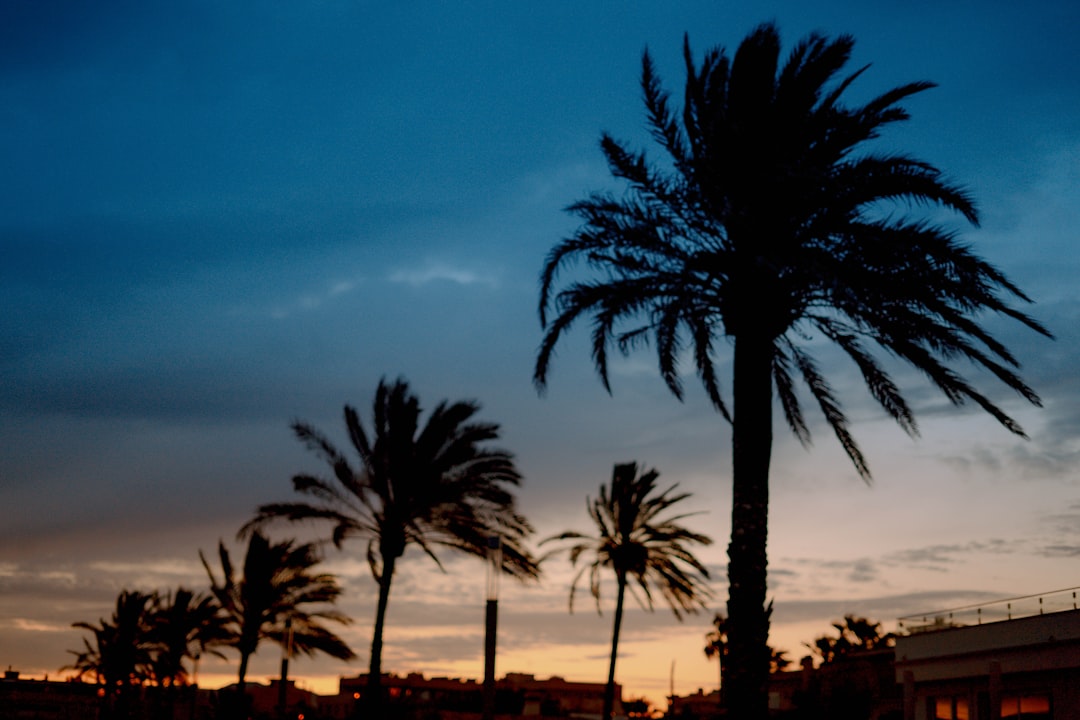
338 671 623 718
0 670 100 719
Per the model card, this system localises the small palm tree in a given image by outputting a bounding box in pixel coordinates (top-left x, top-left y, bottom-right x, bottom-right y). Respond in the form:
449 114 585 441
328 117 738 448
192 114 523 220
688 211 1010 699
148 587 228 688
705 611 788 694
807 614 895 664
542 462 712 720
770 648 792 674
200 532 355 705
534 23 1049 718
242 377 539 709
65 590 157 720
147 588 229 718
704 612 727 703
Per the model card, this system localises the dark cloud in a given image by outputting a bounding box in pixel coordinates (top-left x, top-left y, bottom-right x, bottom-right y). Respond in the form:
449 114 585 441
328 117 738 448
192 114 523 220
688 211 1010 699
1038 545 1080 558
882 540 1018 572
848 560 879 584
767 590 1003 628
1041 504 1080 537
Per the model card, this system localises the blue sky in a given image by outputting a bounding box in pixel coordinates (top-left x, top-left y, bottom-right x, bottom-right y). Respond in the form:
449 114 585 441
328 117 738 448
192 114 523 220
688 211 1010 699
2 0 1079 703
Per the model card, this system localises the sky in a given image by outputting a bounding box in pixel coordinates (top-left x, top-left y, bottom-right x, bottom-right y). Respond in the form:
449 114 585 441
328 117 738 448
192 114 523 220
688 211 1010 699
2 0 1079 707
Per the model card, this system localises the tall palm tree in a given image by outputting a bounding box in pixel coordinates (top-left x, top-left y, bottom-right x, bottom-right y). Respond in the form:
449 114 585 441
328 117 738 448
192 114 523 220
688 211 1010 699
242 377 540 709
535 23 1049 720
65 590 157 720
542 462 712 720
200 532 355 706
534 23 1049 718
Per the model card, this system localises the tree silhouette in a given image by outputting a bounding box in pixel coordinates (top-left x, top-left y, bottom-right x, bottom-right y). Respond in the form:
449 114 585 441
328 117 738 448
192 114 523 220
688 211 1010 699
534 22 1048 718
242 377 539 711
704 612 727 705
147 587 229 719
201 532 354 709
705 611 788 703
65 590 156 720
543 462 712 719
770 647 792 674
807 614 895 665
148 587 228 688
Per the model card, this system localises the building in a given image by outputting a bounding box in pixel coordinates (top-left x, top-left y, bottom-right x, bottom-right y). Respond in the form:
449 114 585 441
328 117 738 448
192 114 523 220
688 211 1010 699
0 670 100 720
1 668 623 720
337 671 623 718
665 653 898 719
894 589 1080 720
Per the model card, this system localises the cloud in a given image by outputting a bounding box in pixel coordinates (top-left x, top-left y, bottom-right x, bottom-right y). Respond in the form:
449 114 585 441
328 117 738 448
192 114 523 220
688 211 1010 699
771 538 1028 599
767 589 1004 628
848 560 879 584
267 277 364 319
9 618 70 633
1040 503 1080 536
881 540 1018 572
388 261 499 289
1040 545 1080 557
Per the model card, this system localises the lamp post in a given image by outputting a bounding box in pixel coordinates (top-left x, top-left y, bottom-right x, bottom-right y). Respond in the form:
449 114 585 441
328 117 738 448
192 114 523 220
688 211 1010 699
482 535 502 720
278 617 293 719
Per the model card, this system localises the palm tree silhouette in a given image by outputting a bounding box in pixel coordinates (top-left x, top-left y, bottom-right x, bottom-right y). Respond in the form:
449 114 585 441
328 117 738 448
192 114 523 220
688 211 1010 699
705 612 788 692
147 587 229 718
534 23 1049 718
542 462 711 720
769 647 792 674
148 587 228 688
200 532 355 711
242 377 540 710
65 590 156 720
704 612 728 704
808 614 895 664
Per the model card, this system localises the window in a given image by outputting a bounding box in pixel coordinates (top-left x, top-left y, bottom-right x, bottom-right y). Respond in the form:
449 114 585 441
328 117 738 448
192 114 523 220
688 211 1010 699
1001 693 1051 720
932 696 969 720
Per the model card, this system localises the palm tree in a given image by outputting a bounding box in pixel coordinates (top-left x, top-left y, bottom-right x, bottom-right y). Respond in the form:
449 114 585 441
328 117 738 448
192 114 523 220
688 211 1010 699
769 647 792 674
200 531 355 708
65 590 157 719
807 614 895 665
242 377 540 710
704 612 727 704
706 612 788 689
148 587 228 688
147 587 229 718
542 462 712 719
534 23 1049 718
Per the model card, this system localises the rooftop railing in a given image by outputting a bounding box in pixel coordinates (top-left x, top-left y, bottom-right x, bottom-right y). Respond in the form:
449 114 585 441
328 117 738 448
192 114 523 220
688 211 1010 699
897 586 1080 634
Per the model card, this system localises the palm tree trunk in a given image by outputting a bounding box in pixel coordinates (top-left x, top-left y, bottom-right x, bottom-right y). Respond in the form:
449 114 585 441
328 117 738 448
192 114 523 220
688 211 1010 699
366 553 397 714
603 572 627 720
725 332 773 720
236 650 251 720
717 653 723 709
